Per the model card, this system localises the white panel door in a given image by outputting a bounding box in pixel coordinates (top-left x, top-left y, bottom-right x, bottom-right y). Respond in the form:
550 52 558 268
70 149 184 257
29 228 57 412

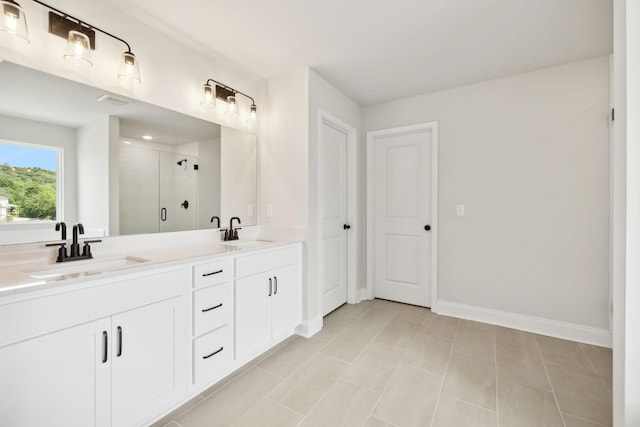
373 130 432 306
270 264 297 339
235 273 270 360
321 122 349 315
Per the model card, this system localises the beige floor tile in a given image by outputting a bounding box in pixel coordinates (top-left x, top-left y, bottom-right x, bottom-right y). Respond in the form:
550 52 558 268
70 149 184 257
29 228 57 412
266 335 299 354
495 326 537 346
459 319 495 335
337 300 377 318
267 352 348 415
341 341 406 392
176 367 283 427
229 398 302 427
299 379 380 427
199 351 271 397
321 324 377 362
432 395 497 427
365 417 396 427
150 395 204 427
402 331 453 375
375 318 421 349
497 377 564 427
579 343 613 391
373 364 442 427
563 413 609 427
453 326 496 361
393 304 431 326
353 307 398 332
315 310 357 341
496 341 551 390
546 363 612 425
257 336 329 377
163 422 181 427
421 314 459 339
535 335 593 371
442 353 497 411
372 299 405 312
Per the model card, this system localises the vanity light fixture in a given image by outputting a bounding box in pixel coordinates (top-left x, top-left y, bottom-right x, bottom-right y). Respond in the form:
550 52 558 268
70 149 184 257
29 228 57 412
201 78 259 124
13 0 143 82
0 0 29 43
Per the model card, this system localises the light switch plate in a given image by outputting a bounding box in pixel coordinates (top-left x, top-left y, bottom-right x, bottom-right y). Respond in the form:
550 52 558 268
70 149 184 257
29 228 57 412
248 204 254 217
456 204 465 217
266 204 273 218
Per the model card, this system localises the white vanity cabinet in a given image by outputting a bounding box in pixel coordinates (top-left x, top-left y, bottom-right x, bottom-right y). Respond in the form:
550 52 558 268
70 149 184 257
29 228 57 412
234 245 300 361
0 267 189 427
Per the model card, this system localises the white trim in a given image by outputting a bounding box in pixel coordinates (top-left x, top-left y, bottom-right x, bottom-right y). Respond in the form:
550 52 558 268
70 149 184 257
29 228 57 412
366 122 439 307
433 300 612 348
317 110 358 315
294 316 323 338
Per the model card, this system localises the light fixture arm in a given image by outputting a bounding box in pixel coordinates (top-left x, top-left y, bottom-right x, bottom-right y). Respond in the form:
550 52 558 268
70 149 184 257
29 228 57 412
31 0 133 53
205 78 256 106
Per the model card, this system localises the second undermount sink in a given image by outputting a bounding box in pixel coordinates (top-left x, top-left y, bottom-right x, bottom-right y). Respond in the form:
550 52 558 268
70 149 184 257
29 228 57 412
24 256 150 282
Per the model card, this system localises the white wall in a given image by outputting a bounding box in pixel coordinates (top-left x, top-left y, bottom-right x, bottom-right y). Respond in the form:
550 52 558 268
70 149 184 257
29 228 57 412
197 138 221 229
77 117 114 235
221 127 257 226
306 70 362 328
364 56 611 343
261 68 309 231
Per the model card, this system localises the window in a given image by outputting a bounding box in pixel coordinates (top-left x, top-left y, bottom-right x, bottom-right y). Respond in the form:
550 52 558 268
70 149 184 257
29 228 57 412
0 141 60 223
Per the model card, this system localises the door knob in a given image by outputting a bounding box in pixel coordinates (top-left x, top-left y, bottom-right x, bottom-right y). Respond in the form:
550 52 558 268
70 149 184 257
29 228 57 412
424 225 431 231
343 224 351 230
181 200 189 209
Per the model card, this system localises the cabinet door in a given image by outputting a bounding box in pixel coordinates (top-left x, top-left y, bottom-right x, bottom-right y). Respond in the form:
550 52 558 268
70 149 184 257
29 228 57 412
111 296 188 427
0 318 112 427
235 274 269 360
270 264 297 340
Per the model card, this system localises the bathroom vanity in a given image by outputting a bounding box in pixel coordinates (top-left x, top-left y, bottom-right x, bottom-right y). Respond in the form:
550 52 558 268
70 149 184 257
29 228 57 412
0 237 302 427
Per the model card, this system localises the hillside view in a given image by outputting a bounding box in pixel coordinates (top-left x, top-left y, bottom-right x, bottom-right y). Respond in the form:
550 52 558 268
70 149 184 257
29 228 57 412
0 163 56 221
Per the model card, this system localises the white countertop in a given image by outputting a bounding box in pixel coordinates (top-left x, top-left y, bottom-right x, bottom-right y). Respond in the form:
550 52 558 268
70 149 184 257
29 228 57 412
0 238 300 297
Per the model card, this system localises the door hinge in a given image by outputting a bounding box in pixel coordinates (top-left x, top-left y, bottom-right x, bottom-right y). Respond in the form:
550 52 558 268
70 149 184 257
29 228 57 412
612 108 615 122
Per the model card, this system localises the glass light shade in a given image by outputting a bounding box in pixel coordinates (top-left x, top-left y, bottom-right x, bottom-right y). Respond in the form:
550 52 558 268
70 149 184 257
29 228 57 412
118 52 141 83
63 30 92 67
247 104 259 124
200 83 216 107
226 95 239 116
0 0 29 43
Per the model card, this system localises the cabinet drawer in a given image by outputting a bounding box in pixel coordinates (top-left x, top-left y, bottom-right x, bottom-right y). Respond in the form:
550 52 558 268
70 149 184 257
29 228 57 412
193 283 232 337
193 325 233 385
235 245 300 278
193 258 233 289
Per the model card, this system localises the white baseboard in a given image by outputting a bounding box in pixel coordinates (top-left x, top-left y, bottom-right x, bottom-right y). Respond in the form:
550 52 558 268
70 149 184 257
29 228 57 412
348 288 371 305
295 316 323 338
432 300 612 348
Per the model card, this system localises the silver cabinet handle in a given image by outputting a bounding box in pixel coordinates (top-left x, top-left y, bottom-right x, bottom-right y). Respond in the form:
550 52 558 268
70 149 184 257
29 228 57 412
273 276 278 295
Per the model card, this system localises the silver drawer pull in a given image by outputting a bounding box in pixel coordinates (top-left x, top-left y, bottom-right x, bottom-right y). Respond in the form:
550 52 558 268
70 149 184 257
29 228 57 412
202 303 223 313
202 269 223 277
203 346 224 359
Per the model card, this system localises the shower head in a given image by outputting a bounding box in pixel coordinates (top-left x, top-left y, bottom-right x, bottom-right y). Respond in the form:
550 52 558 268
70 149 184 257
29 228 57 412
177 159 187 166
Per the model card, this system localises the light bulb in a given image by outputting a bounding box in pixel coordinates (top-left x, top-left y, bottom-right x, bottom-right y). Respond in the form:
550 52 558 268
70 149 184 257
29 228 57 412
248 104 259 124
118 52 141 83
63 30 92 67
226 95 239 116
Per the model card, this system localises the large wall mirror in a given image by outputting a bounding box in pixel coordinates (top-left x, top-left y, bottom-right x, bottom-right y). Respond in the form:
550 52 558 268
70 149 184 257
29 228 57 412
0 61 257 244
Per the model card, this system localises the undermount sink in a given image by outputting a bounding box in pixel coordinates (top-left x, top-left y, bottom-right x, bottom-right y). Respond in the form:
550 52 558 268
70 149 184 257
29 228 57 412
225 239 274 249
24 256 150 282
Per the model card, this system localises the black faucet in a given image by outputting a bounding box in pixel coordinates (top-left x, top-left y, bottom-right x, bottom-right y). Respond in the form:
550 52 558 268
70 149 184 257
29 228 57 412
224 217 241 241
210 216 220 228
71 223 84 257
55 221 67 240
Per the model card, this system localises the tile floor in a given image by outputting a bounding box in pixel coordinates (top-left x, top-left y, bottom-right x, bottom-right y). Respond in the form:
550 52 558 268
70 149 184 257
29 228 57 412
153 299 612 427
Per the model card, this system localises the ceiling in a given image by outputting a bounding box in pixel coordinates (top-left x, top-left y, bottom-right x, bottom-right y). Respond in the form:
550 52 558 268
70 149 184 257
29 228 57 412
0 61 220 145
108 0 613 106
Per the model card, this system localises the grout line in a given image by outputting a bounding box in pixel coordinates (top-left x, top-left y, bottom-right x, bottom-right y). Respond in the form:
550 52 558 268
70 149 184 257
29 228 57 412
429 319 459 427
533 335 567 427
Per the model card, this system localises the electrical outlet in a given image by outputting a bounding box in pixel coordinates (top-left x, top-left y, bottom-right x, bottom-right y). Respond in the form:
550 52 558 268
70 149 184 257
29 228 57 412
456 204 465 217
266 204 273 218
248 204 254 217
